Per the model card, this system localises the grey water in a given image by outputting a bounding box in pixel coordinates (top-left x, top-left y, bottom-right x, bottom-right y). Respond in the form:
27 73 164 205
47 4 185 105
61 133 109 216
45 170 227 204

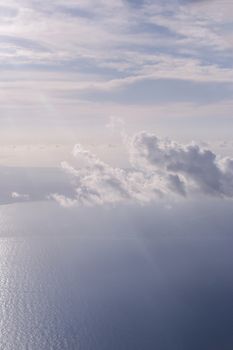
0 200 233 350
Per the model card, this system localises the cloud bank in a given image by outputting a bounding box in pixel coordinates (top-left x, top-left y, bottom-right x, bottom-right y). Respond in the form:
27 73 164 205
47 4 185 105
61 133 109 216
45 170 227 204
52 131 233 206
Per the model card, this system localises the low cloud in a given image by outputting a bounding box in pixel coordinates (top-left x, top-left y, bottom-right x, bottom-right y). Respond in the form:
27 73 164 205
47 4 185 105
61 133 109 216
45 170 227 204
11 192 30 200
51 131 233 207
130 132 233 197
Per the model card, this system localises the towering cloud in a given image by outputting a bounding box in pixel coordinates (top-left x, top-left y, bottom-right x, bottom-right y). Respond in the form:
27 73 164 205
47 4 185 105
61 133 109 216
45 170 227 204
130 132 233 197
52 132 233 206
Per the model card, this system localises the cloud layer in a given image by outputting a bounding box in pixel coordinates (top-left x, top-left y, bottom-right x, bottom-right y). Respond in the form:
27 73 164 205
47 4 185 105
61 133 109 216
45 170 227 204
52 131 233 206
1 0 233 109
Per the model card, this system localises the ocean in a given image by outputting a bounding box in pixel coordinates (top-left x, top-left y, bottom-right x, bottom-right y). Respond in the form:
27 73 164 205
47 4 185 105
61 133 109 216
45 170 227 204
0 200 233 349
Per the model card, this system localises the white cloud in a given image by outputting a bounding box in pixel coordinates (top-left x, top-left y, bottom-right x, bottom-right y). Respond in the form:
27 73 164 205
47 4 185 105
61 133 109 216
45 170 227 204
0 0 232 147
0 0 232 84
11 191 29 200
51 131 233 207
49 193 77 208
130 131 233 197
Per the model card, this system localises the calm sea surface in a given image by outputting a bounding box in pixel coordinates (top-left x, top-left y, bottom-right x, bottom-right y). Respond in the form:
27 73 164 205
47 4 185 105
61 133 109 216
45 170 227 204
0 201 233 350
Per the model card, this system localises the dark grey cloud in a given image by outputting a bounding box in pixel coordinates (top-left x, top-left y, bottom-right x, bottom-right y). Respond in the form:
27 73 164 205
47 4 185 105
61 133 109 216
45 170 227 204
167 174 187 196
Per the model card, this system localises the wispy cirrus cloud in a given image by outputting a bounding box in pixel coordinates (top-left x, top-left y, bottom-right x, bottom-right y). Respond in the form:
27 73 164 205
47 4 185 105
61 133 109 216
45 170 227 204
0 1 232 81
0 0 233 143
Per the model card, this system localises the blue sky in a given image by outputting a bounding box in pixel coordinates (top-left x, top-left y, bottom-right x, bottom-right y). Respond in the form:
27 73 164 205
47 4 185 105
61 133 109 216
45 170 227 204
1 4 233 348
0 0 233 166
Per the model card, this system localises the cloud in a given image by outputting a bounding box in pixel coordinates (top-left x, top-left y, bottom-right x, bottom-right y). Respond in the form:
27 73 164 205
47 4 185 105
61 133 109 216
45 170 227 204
0 0 232 80
11 191 29 200
0 0 232 119
49 193 77 207
130 131 233 197
51 131 233 207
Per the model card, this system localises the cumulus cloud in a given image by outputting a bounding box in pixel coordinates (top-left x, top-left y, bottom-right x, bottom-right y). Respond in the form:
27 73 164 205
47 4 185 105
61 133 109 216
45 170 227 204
130 132 233 196
51 131 233 207
49 193 77 208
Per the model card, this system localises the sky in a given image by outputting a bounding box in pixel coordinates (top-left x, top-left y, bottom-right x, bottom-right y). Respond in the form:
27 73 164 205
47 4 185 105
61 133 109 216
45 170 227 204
1 1 233 139
1 3 233 348
0 0 233 204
